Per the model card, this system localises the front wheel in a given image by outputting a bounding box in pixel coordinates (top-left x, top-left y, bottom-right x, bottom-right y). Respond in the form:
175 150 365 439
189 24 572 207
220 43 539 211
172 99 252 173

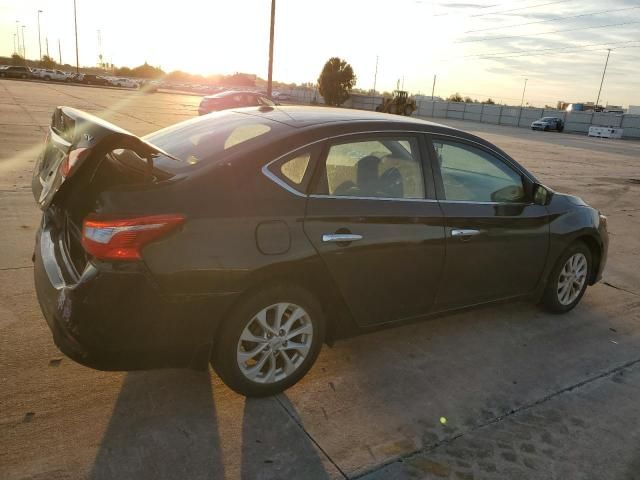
541 242 591 313
212 284 326 397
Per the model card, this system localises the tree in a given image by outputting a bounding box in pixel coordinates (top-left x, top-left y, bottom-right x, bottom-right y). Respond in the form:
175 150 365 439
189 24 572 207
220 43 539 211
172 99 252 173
130 62 164 79
39 55 56 68
464 96 475 103
447 92 463 102
484 98 496 104
318 57 356 106
11 53 26 66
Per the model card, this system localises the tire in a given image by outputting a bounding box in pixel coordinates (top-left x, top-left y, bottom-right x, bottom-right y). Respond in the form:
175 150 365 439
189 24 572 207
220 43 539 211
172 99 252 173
21 74 27 79
544 126 550 131
541 242 592 313
404 105 413 116
212 284 326 397
557 125 564 132
44 76 51 81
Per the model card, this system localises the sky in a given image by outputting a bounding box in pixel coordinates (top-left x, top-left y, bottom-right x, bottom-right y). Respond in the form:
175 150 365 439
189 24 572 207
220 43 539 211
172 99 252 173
1 0 639 107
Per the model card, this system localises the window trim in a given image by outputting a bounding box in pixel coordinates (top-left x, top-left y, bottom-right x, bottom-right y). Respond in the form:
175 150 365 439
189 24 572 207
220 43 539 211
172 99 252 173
262 143 322 196
426 133 535 204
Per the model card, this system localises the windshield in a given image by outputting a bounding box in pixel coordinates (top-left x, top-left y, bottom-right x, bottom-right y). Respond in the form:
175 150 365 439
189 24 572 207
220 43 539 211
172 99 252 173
144 110 281 173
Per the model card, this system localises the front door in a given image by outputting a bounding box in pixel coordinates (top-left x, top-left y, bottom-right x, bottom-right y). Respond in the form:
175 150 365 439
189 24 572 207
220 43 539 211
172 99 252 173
428 136 550 309
303 134 446 327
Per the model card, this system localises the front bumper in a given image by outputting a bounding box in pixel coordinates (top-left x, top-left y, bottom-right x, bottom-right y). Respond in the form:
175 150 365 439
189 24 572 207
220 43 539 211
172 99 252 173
33 218 237 371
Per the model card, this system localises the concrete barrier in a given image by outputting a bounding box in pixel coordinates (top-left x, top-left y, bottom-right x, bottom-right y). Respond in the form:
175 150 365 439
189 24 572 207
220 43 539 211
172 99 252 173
285 88 640 139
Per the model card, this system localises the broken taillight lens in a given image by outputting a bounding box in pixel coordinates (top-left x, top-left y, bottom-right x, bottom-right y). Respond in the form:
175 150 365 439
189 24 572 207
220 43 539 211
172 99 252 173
81 214 185 261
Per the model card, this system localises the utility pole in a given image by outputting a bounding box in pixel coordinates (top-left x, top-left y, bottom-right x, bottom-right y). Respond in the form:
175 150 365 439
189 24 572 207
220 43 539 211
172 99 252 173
520 77 528 107
401 76 405 90
13 34 17 55
73 0 80 74
15 21 20 57
58 38 62 65
595 49 611 110
37 10 43 60
431 74 436 100
21 25 26 59
267 0 276 97
373 55 378 95
46 37 50 58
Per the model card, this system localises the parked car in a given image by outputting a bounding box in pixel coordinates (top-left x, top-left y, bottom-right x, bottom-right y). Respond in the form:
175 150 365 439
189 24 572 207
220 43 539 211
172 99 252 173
198 90 275 115
80 74 109 86
0 65 32 79
39 69 71 82
31 106 608 396
272 91 292 101
107 77 138 88
531 116 564 132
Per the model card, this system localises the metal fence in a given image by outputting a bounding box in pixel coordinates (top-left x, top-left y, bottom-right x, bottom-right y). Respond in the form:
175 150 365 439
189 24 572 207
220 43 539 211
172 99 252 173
281 88 640 140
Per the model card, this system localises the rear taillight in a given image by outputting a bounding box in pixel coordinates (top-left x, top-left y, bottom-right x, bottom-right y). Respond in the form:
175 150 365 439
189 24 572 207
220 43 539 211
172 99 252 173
81 214 185 261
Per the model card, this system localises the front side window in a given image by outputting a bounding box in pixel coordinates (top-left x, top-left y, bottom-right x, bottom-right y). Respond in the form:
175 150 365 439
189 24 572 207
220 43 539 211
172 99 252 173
315 137 425 199
433 139 525 203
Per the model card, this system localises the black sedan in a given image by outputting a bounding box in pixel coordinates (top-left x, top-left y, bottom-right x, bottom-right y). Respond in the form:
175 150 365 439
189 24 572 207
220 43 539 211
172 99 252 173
531 116 564 132
0 65 32 79
31 106 608 396
198 90 276 115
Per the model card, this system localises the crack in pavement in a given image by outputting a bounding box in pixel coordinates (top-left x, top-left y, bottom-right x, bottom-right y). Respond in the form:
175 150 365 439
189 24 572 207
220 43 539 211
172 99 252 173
604 281 640 297
42 83 165 128
0 82 47 133
352 356 640 479
0 265 33 272
274 394 349 479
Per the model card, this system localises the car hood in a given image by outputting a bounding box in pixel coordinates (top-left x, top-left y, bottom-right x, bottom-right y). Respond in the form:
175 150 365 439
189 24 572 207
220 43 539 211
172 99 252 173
551 192 589 208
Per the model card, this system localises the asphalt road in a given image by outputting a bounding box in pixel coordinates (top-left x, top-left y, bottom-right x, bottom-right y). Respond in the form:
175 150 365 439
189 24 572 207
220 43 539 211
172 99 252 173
1 79 640 480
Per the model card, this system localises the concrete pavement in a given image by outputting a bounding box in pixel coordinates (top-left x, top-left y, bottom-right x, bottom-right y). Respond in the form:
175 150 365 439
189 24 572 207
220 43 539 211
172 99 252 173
1 79 639 480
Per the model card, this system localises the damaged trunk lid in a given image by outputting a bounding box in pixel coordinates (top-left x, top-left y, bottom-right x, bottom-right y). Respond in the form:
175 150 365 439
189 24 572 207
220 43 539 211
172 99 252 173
32 106 175 210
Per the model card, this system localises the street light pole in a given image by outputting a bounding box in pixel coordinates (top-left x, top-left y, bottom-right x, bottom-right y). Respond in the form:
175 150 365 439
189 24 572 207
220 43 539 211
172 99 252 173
267 0 276 97
13 34 17 55
431 74 437 100
15 21 20 57
595 49 611 110
373 55 378 94
37 10 43 60
520 77 528 107
73 0 80 74
21 25 26 59
58 39 62 65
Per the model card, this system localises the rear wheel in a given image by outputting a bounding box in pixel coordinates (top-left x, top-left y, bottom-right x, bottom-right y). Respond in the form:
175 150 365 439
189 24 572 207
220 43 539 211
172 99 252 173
212 284 325 397
542 242 591 313
404 105 413 116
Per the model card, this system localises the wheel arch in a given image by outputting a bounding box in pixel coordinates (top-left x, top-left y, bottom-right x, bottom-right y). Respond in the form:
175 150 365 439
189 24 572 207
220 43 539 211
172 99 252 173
209 257 359 352
573 234 602 285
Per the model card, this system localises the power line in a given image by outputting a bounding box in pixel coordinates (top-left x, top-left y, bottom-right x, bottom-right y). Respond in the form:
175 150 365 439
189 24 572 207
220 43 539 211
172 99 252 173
470 0 572 18
461 39 640 58
465 5 640 33
456 19 640 43
473 43 640 60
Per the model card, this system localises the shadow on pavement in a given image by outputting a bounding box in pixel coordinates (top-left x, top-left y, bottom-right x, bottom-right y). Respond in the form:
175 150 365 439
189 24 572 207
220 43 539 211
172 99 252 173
89 369 336 480
89 369 225 480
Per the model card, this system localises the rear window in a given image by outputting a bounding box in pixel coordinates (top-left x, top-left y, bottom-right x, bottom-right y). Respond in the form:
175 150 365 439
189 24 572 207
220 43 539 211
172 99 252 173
144 110 282 173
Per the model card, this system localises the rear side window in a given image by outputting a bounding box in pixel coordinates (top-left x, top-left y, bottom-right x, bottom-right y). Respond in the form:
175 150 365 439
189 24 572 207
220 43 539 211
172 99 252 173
314 137 425 199
280 153 310 184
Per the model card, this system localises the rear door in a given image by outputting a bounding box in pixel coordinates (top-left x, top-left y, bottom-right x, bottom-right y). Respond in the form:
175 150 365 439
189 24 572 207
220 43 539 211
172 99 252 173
428 135 550 309
303 133 446 327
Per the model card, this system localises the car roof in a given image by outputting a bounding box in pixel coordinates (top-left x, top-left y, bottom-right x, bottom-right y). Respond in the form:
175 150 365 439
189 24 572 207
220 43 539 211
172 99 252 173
204 90 260 99
236 105 447 129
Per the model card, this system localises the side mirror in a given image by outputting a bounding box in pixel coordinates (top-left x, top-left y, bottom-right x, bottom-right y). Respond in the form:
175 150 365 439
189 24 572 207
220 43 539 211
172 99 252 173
533 183 553 206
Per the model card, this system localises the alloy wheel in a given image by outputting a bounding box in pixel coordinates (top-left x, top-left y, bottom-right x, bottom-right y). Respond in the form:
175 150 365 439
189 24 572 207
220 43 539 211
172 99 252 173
236 302 313 384
557 253 588 305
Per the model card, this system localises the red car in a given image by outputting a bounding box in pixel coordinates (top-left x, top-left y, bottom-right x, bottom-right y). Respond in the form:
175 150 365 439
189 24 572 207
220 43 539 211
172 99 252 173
198 90 275 115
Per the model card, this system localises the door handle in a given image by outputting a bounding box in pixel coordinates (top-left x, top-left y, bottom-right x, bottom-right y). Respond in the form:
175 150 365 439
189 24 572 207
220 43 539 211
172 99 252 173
322 233 363 243
451 228 482 239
